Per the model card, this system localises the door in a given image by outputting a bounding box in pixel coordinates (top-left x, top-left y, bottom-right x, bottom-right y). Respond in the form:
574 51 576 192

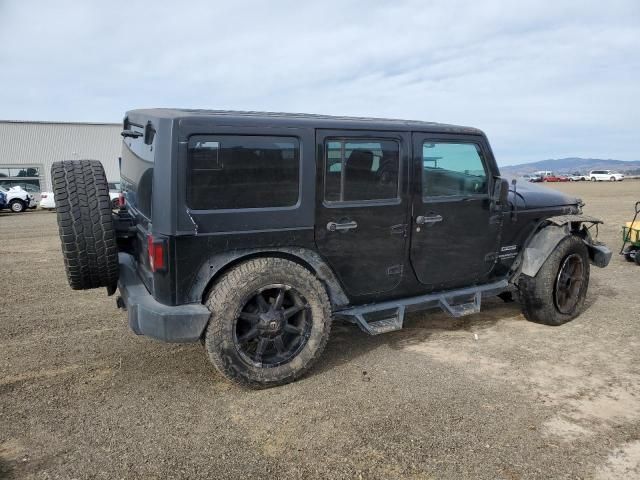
315 130 409 297
410 134 501 290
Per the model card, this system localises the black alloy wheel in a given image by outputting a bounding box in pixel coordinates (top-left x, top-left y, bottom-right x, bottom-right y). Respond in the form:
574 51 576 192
554 253 586 314
234 284 312 367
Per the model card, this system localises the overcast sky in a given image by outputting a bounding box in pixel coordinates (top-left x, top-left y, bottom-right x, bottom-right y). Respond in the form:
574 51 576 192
0 1 639 165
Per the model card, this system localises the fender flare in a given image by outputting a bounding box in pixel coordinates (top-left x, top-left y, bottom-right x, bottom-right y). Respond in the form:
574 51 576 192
188 247 350 309
513 214 610 279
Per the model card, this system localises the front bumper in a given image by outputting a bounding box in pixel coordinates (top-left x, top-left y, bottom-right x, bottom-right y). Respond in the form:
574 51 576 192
117 253 211 342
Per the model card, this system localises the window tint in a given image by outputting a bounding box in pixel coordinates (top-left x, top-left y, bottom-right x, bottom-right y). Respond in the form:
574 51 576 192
422 142 487 197
188 135 299 210
325 139 399 202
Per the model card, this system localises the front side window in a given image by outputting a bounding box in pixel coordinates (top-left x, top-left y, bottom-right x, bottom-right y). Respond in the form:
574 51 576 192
324 139 399 202
188 135 300 210
422 142 487 197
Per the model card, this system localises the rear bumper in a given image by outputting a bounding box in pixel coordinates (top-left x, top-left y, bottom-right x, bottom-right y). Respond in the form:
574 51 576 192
117 253 211 342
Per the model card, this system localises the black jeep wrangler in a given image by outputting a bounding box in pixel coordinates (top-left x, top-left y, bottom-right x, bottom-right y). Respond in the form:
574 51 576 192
51 109 611 388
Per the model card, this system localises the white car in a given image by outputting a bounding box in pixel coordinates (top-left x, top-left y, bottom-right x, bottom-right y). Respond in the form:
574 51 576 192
568 174 587 181
0 186 36 213
39 192 56 210
589 170 624 182
38 188 120 210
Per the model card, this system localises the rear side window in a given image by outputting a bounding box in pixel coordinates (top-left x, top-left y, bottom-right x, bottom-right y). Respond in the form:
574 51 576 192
324 139 399 202
422 142 487 197
121 125 154 219
188 135 300 210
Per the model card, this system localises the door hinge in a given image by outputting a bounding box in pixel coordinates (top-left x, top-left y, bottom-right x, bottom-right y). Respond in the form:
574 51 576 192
390 224 408 237
387 264 404 276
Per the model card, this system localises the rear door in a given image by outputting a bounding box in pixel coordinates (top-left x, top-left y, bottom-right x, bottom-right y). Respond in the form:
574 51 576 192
409 133 501 291
315 130 409 297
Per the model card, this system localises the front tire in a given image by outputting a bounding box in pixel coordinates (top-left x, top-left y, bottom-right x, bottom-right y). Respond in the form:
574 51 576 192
9 199 25 213
518 235 590 326
610 176 616 182
591 177 596 182
204 257 332 388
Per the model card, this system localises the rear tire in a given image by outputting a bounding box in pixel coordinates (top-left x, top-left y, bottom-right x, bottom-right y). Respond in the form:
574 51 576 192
51 160 119 291
204 257 332 388
518 235 589 326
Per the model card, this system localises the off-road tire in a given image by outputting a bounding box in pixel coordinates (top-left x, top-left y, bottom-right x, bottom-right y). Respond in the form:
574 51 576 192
51 160 119 291
518 235 590 326
9 199 25 213
204 257 332 388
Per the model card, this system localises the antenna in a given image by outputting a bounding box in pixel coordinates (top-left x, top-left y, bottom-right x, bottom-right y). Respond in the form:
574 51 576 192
511 178 518 221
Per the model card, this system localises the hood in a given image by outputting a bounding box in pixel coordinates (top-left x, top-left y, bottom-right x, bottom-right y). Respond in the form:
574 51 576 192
506 178 579 210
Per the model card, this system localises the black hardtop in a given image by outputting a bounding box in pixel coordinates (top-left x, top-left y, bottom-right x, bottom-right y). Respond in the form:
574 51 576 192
126 108 485 135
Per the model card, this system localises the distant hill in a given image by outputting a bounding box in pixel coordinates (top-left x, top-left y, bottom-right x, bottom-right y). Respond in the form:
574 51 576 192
501 158 640 175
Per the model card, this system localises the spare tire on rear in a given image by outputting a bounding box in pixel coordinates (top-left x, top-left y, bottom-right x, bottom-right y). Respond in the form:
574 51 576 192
51 160 119 292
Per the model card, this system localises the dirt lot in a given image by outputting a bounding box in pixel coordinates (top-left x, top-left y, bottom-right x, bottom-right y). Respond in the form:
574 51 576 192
1 181 639 479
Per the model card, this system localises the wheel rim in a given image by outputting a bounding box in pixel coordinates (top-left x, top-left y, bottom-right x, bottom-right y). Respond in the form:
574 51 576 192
11 202 22 212
233 284 312 368
554 254 585 314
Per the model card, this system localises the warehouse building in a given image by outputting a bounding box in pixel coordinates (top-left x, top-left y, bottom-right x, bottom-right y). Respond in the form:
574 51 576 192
0 120 121 194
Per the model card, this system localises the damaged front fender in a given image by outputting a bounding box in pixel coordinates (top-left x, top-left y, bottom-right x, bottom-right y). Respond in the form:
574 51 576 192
516 215 611 279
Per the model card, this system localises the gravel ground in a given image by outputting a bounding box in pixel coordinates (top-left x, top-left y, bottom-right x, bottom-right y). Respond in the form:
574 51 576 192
1 181 639 479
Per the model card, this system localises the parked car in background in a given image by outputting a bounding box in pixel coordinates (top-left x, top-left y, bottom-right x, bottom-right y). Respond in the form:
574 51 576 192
39 187 120 211
568 173 587 181
589 170 624 182
542 173 570 182
533 170 553 179
108 181 121 208
39 192 56 210
0 181 41 205
0 186 36 212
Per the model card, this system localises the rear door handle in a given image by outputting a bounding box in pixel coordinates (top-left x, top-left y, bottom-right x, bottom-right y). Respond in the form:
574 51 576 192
416 214 443 225
327 220 358 232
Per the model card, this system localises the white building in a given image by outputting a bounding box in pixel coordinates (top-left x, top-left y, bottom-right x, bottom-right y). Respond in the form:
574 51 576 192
0 120 121 194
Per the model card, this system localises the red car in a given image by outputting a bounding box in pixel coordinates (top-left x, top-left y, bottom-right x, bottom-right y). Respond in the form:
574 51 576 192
543 174 570 182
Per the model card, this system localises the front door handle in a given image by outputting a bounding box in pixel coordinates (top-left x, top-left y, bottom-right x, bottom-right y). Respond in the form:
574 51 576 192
416 214 443 225
327 220 358 232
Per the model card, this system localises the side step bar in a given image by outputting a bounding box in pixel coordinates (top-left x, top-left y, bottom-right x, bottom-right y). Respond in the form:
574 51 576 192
336 280 508 336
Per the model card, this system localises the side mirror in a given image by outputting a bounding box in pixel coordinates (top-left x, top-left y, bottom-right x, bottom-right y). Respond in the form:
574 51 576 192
492 178 510 209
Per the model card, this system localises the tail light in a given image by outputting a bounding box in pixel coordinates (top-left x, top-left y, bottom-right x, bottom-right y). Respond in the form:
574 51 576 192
147 235 167 272
118 192 126 208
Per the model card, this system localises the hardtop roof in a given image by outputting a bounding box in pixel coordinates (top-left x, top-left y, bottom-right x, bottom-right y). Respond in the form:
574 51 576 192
126 108 484 135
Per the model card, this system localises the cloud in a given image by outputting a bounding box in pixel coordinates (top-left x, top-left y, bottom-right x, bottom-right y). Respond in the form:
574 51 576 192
0 0 638 164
